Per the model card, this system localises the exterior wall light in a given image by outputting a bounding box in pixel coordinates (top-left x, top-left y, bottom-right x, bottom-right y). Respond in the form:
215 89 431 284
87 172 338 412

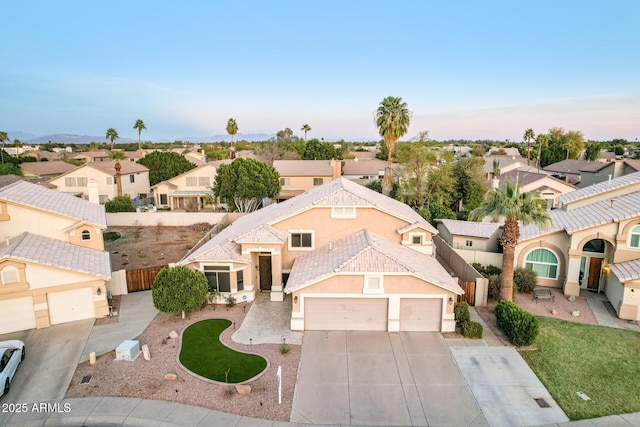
448 297 454 305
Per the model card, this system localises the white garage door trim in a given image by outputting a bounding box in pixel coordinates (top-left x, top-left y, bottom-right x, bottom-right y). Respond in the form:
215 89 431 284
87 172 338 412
400 298 442 331
48 288 96 325
0 296 36 334
304 297 388 331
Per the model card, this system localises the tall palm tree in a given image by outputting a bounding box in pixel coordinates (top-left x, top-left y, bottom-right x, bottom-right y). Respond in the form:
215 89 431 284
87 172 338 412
523 128 535 166
469 182 551 301
108 151 127 197
301 124 311 140
106 128 119 150
133 119 146 153
375 96 411 196
0 131 8 165
226 118 238 157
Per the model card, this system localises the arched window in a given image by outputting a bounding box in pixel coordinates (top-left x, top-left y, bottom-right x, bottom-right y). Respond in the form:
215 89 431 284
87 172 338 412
1 266 19 285
81 230 91 241
525 248 559 279
629 225 640 249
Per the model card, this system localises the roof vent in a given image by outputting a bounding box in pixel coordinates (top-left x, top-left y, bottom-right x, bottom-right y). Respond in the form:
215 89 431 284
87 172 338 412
610 198 616 208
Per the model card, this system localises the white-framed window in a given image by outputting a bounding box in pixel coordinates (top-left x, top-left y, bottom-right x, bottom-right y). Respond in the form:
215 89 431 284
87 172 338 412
412 235 422 245
363 275 384 294
81 230 91 241
203 266 231 292
65 177 76 187
186 177 197 186
629 225 640 249
280 178 290 186
331 207 356 218
525 248 559 279
466 240 473 247
159 194 168 205
198 177 210 186
289 231 314 250
1 266 19 285
313 178 323 186
77 177 88 187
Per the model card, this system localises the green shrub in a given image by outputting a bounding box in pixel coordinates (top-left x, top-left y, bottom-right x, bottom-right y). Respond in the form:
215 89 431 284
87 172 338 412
494 301 540 346
454 302 470 327
472 263 502 279
105 196 135 212
488 274 501 300
514 267 538 293
225 295 237 308
461 321 483 338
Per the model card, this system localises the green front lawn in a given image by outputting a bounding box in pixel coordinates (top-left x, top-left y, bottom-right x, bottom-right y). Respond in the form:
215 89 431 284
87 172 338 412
179 319 267 383
520 316 640 420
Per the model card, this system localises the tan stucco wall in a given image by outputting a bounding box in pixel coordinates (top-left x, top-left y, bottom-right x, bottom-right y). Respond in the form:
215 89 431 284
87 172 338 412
50 166 150 200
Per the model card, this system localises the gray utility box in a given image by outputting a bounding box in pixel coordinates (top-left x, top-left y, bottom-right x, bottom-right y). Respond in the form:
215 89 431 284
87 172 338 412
116 340 141 361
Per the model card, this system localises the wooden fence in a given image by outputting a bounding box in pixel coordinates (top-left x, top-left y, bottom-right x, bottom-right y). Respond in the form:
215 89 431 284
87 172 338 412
458 281 476 306
126 265 167 293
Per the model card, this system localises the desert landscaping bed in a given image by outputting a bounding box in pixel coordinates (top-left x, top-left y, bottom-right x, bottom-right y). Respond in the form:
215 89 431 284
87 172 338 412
66 301 301 422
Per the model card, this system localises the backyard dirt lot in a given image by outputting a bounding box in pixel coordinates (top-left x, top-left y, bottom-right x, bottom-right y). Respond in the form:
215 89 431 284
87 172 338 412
106 224 211 271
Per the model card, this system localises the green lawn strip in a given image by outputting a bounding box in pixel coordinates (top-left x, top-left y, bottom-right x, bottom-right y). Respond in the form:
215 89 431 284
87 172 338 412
520 316 640 420
179 319 268 383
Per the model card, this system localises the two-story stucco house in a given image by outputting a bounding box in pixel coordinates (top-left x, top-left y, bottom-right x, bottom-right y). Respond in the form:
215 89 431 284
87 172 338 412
179 178 463 332
152 163 224 210
273 160 341 202
48 161 150 203
0 178 111 334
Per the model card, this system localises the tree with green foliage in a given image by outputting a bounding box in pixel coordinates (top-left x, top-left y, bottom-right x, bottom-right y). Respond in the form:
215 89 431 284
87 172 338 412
212 158 280 212
0 131 9 165
614 144 625 156
523 128 535 166
108 151 127 197
301 124 311 140
469 182 551 301
0 163 21 176
584 142 604 161
366 179 399 199
152 266 208 319
106 128 119 150
375 96 411 196
104 195 135 212
133 119 147 152
452 157 487 213
303 138 339 160
535 134 549 168
138 151 196 186
540 127 584 166
395 143 438 208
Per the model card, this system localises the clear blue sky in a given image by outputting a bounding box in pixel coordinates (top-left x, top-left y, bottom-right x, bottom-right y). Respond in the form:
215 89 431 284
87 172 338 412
2 1 639 142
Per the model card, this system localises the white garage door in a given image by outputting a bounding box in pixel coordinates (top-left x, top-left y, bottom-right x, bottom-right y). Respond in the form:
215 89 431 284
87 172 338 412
48 288 96 325
305 298 388 331
0 296 36 334
400 298 442 331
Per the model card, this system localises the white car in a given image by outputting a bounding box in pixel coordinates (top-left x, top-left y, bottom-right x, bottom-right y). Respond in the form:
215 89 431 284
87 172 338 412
0 340 25 397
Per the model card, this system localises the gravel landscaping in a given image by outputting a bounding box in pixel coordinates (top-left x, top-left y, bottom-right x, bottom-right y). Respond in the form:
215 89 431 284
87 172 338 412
66 301 301 422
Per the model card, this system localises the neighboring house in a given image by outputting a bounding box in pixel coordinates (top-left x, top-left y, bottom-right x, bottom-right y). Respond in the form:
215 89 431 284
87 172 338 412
273 160 341 201
48 161 150 203
485 148 522 157
152 164 221 210
513 171 640 321
342 159 389 185
0 179 110 334
597 150 617 163
577 161 624 188
494 170 576 209
19 150 61 162
443 144 473 158
484 156 533 179
19 161 77 181
348 151 377 161
623 160 640 176
179 178 462 332
435 219 502 252
543 159 600 185
184 152 207 166
71 151 110 163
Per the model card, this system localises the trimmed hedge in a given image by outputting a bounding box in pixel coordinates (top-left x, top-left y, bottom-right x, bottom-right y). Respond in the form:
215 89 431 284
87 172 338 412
488 274 501 301
494 301 540 346
454 302 470 327
461 320 483 338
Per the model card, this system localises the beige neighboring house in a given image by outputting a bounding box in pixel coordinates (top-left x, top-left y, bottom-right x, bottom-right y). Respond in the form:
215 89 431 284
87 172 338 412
19 161 77 181
273 159 341 201
0 179 110 334
19 150 60 162
494 170 576 209
179 178 463 332
48 161 150 203
152 163 222 210
436 219 502 252
71 151 110 163
512 171 640 321
342 159 389 185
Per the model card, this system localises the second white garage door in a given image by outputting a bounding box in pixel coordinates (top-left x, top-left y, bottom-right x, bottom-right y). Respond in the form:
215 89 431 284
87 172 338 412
305 298 388 331
48 288 96 325
0 296 36 335
400 298 442 331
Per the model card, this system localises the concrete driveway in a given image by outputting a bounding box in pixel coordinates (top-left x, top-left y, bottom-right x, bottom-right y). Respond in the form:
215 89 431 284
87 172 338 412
291 331 488 426
0 319 93 403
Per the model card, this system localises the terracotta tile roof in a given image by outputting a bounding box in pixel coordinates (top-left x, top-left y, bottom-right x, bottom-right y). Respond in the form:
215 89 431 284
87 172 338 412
437 219 502 239
610 259 640 283
273 160 334 177
0 180 107 227
284 230 462 294
0 232 111 279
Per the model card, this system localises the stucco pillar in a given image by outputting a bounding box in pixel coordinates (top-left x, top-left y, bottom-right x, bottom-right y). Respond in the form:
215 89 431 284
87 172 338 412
564 254 582 296
270 252 284 302
387 295 400 332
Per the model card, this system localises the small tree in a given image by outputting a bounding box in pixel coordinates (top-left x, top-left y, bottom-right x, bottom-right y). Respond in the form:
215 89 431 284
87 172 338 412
105 196 135 212
152 266 208 319
212 158 280 212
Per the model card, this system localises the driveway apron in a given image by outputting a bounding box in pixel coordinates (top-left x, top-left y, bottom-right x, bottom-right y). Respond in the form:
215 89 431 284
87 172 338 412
291 331 487 426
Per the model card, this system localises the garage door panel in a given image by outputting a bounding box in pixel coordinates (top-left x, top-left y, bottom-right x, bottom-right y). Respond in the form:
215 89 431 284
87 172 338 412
48 288 95 325
305 298 388 331
400 298 442 331
0 296 36 334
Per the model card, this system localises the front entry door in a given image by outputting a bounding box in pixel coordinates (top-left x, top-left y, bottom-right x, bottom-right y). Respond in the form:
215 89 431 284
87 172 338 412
587 257 603 291
259 255 272 291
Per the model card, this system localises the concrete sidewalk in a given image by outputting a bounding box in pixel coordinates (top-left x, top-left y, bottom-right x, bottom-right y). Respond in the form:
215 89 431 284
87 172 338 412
232 292 303 345
79 290 158 362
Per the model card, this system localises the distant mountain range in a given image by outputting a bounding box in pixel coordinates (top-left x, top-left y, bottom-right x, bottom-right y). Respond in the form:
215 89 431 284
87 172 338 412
5 131 276 144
